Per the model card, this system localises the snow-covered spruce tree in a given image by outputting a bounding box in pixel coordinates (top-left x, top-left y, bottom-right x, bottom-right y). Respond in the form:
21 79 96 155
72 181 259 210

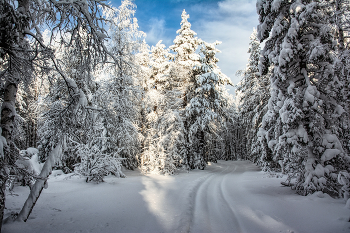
221 93 239 161
257 0 350 195
138 40 162 173
236 29 270 164
169 10 202 94
140 40 187 174
332 0 350 153
99 0 144 170
1 0 114 225
184 41 231 169
136 39 151 159
141 41 168 173
169 9 202 169
332 0 350 202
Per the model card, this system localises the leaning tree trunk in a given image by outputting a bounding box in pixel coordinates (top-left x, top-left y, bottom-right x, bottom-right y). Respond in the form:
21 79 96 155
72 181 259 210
16 144 62 222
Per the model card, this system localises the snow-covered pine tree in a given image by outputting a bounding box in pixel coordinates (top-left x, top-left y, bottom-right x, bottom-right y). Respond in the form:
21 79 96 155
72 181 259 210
332 0 350 153
236 29 270 164
140 41 168 173
220 93 239 161
257 0 350 195
140 40 187 174
99 0 144 170
136 39 151 162
331 0 350 202
169 9 202 103
169 10 202 169
184 41 231 169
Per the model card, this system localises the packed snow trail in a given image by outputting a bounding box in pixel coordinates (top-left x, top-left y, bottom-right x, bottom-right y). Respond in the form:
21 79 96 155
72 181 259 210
3 161 350 233
185 161 243 233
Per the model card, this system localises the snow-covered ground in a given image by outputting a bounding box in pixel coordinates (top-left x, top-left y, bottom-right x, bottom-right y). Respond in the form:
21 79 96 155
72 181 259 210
3 161 350 233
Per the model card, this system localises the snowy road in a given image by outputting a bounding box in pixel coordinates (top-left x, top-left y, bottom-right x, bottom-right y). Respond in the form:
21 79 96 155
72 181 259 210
4 161 350 233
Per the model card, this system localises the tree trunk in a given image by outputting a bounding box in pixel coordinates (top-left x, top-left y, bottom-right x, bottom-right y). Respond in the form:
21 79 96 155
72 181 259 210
16 144 62 222
0 166 7 233
336 0 345 52
1 83 17 143
0 82 18 231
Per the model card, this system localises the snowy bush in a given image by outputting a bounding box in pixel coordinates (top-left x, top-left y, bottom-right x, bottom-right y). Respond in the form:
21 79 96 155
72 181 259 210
74 145 125 183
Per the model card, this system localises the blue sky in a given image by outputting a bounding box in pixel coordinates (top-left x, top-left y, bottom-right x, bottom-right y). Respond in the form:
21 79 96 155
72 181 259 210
111 0 259 94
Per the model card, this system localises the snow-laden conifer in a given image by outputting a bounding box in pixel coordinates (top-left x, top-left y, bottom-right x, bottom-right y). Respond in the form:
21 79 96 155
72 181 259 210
236 29 270 164
220 93 239 161
140 40 186 174
257 0 350 195
168 10 203 169
169 9 202 99
184 41 231 169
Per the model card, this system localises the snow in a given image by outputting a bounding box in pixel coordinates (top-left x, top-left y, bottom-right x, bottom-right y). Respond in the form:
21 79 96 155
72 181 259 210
4 161 350 233
322 133 343 151
272 0 282 11
0 129 7 158
297 124 308 143
17 148 42 175
321 149 341 163
304 85 318 104
334 105 345 116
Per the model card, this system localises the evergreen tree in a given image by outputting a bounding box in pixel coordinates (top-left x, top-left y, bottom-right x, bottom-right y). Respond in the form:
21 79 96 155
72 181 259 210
169 9 202 169
332 0 350 202
141 41 168 173
169 9 202 102
184 41 231 169
257 0 350 195
220 93 239 161
236 29 270 164
140 40 187 174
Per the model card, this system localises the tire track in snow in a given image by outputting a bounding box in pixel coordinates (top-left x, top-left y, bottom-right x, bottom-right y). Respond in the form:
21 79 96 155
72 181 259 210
177 163 230 233
207 163 242 233
218 164 244 233
179 162 244 233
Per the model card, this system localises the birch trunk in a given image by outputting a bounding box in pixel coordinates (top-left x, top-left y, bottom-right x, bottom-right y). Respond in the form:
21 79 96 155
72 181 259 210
0 82 17 231
16 144 62 222
1 83 17 143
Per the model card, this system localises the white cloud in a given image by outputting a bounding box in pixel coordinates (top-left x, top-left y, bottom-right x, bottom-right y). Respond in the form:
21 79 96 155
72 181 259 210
145 18 172 46
218 0 256 15
190 0 259 93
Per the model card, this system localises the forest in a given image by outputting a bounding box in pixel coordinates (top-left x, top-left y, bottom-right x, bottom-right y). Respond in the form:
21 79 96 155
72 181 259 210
0 0 350 231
